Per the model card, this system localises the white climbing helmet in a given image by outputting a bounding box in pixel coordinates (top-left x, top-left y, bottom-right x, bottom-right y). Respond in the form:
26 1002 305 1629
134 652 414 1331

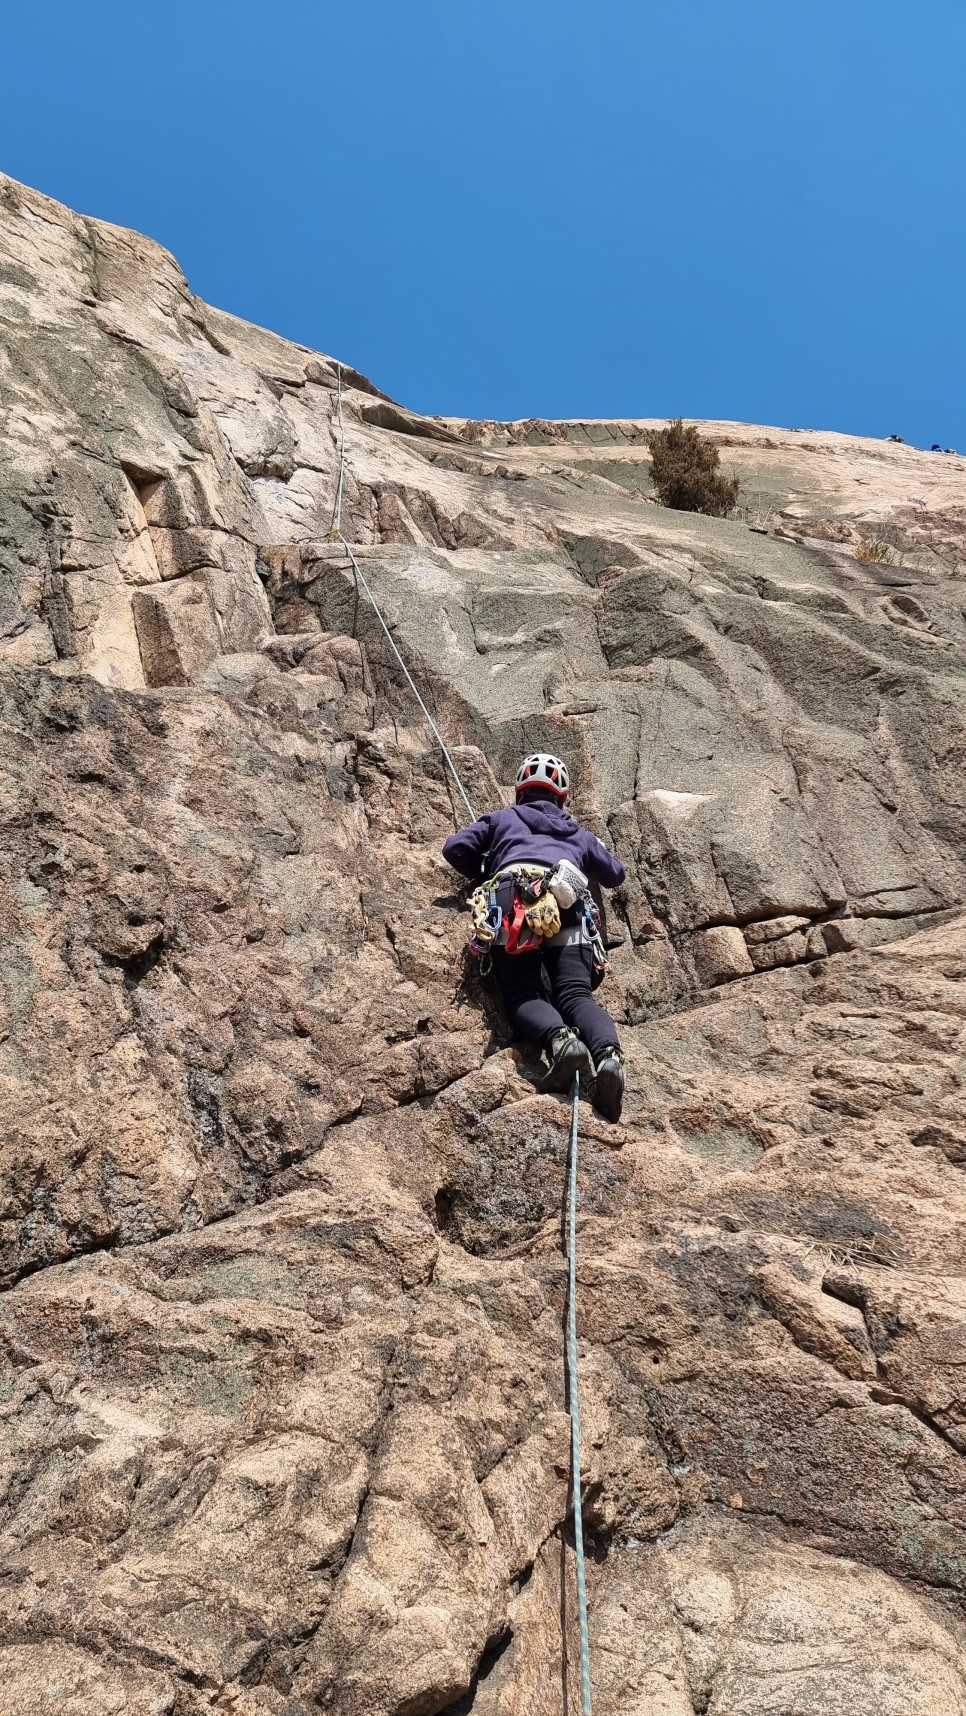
515 752 570 802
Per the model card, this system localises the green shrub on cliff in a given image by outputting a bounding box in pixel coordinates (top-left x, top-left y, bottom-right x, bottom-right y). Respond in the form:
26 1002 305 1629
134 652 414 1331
647 419 739 516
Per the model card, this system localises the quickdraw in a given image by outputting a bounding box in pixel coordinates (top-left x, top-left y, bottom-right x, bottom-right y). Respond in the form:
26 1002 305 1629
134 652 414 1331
583 897 609 976
468 881 502 954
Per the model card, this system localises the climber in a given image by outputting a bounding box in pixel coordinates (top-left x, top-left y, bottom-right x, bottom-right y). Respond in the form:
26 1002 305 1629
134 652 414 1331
443 753 627 1122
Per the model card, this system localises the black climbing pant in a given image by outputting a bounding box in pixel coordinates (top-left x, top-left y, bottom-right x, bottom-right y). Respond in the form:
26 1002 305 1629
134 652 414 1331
490 940 620 1066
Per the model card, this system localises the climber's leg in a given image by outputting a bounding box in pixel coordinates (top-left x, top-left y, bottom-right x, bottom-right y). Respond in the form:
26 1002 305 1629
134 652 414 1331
543 942 621 1066
490 947 563 1049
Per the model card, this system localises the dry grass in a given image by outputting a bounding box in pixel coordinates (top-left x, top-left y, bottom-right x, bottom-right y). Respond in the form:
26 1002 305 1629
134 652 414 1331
855 537 893 564
804 1232 900 1270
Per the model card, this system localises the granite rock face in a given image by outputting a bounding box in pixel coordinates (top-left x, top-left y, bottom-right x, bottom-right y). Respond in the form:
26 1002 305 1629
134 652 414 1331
3 173 966 1713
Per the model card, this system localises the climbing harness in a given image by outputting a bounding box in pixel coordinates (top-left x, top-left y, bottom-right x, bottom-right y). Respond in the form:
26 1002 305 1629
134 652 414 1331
465 861 608 977
465 864 553 959
298 363 477 826
567 1073 593 1716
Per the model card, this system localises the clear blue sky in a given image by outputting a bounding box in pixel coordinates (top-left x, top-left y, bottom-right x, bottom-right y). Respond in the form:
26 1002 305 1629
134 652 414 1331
3 2 964 448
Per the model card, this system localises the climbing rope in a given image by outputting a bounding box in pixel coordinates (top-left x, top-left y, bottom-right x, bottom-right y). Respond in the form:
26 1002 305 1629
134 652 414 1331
330 359 347 535
335 532 476 822
567 1073 593 1716
298 363 476 824
302 358 591 1703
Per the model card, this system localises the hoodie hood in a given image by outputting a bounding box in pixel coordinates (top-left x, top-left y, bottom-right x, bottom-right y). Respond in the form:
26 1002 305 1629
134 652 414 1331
513 802 576 836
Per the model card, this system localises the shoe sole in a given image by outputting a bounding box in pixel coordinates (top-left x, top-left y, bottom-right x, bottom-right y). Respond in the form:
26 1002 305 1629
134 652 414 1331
593 1066 624 1122
538 1042 594 1093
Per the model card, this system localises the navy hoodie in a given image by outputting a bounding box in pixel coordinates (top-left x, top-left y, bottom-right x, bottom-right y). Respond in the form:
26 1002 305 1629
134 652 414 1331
443 799 625 888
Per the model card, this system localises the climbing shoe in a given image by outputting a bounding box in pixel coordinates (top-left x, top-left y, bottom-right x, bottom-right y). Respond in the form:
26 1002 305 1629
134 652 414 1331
538 1028 593 1093
593 1048 626 1123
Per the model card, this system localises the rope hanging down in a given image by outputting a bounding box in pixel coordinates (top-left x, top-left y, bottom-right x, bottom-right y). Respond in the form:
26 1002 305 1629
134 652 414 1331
567 1074 593 1716
302 361 591 1705
336 533 476 823
330 359 348 538
299 362 476 823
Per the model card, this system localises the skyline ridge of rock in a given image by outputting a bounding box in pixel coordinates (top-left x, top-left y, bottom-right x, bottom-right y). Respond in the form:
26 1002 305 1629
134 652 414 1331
3 172 966 1714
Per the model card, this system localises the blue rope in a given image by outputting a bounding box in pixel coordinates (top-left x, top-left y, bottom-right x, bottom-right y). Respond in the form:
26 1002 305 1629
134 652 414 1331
567 1072 593 1716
